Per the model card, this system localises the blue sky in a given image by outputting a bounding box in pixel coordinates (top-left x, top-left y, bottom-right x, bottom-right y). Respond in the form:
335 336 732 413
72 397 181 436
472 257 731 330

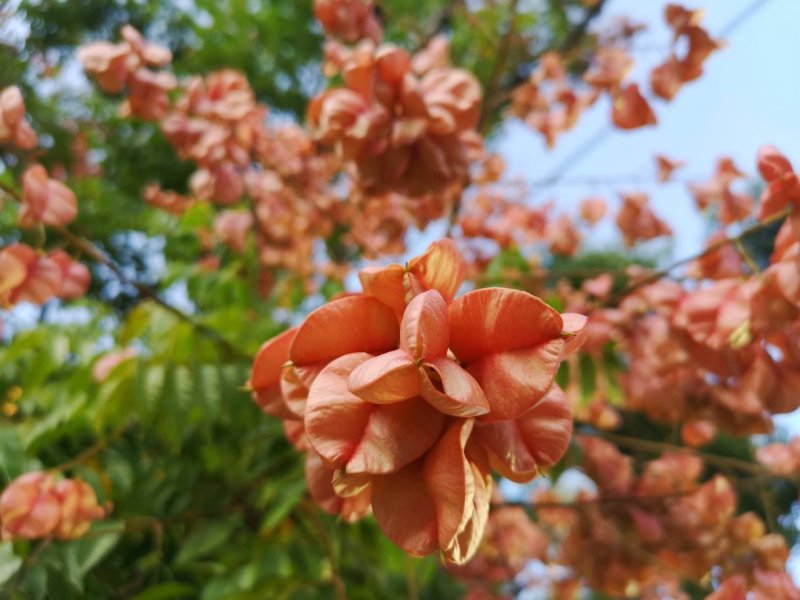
499 0 800 258
497 2 800 578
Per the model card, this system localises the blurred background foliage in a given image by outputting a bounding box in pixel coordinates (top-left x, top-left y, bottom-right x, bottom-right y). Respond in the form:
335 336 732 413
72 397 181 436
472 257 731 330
0 1 794 598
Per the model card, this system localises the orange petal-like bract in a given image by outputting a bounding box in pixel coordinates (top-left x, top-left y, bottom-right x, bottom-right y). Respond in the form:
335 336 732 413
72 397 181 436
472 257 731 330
251 239 576 562
473 385 573 482
290 294 399 367
407 239 466 304
20 164 78 228
305 449 372 522
419 358 490 417
0 472 61 541
358 238 466 318
449 287 564 421
250 328 300 419
399 290 450 360
53 479 106 540
347 348 419 404
305 353 443 475
371 419 490 564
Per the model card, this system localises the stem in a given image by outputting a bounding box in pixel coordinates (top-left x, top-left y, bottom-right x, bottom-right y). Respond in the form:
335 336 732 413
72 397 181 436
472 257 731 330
5 536 53 594
0 180 248 361
604 208 790 306
300 501 347 600
50 421 138 473
405 554 419 600
509 489 699 510
586 429 768 476
734 238 761 274
497 0 610 96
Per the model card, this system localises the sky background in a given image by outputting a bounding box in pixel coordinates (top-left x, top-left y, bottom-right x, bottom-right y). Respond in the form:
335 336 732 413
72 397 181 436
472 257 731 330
500 0 800 258
499 0 800 581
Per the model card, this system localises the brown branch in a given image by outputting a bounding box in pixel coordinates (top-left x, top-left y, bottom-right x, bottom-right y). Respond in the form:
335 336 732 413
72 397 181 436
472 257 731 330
528 173 714 189
734 237 761 274
0 181 248 361
558 0 609 57
499 0 610 95
501 488 699 511
587 429 769 476
5 536 53 594
50 421 138 473
300 500 347 600
603 208 790 307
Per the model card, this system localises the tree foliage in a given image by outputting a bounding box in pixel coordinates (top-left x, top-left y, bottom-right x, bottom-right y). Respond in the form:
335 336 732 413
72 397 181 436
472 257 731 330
0 1 799 599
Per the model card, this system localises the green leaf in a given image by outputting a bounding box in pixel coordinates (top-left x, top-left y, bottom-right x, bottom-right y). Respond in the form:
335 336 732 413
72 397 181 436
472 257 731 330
0 426 26 482
16 562 48 600
175 520 238 567
133 582 197 600
65 527 122 581
0 542 23 586
260 478 306 533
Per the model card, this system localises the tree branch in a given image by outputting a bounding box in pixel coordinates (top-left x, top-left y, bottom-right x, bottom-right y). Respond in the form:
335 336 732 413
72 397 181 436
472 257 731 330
500 0 610 94
50 421 138 473
500 488 698 511
584 428 769 476
0 180 249 361
603 208 791 307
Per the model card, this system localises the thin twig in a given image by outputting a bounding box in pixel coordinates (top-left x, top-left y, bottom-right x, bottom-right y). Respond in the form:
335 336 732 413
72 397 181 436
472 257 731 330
504 488 699 510
529 174 705 189
500 0 610 94
0 180 248 361
603 208 790 306
405 554 419 600
50 421 138 473
533 0 775 185
734 238 761 274
587 429 768 476
5 536 53 594
300 500 347 600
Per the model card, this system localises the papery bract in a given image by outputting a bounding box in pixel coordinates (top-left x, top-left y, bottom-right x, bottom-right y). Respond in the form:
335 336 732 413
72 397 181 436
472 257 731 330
20 164 78 228
306 352 445 477
52 480 106 540
615 192 671 246
472 384 572 482
347 290 490 416
579 197 607 225
0 86 37 149
0 472 61 541
371 419 492 564
611 84 656 130
49 250 91 300
0 244 62 306
314 0 383 44
448 287 566 422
